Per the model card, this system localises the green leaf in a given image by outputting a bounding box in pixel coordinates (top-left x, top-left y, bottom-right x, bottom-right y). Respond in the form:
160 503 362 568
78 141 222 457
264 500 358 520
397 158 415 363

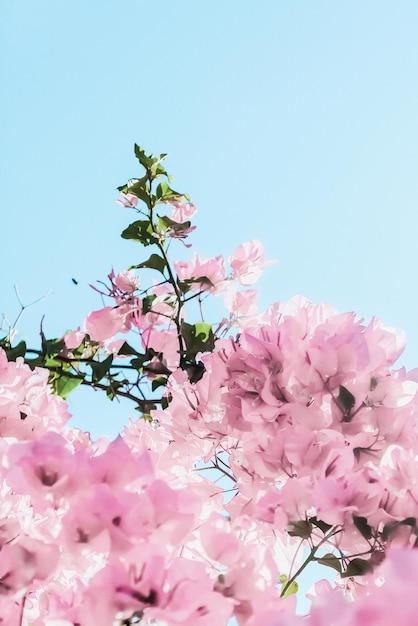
310 517 333 534
381 517 417 542
151 376 168 392
43 338 65 358
132 253 167 275
141 294 157 315
121 220 156 246
186 361 206 384
150 161 169 179
155 181 184 202
177 276 214 294
125 180 150 205
90 355 113 383
370 376 378 391
53 374 84 398
117 342 141 357
158 215 192 235
401 517 417 528
353 516 372 540
287 520 312 539
281 580 298 599
316 553 342 573
106 381 123 401
341 558 373 578
5 340 27 361
130 353 152 371
338 385 355 420
180 321 215 360
134 144 157 169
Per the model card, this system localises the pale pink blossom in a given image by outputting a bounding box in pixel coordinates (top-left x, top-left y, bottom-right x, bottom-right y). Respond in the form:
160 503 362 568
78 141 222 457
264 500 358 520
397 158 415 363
229 240 275 285
63 328 85 350
115 192 138 208
85 306 131 342
170 200 198 223
174 253 226 291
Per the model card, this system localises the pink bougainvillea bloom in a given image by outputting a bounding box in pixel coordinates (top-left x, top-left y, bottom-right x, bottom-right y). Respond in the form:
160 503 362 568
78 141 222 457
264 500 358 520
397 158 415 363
115 193 138 208
85 306 131 342
171 200 198 223
224 287 259 318
174 253 225 291
112 269 139 294
63 328 85 350
141 326 180 371
229 240 275 285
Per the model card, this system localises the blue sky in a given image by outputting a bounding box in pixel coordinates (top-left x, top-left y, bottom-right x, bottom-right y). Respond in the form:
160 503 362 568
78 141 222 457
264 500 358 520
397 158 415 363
2 0 418 439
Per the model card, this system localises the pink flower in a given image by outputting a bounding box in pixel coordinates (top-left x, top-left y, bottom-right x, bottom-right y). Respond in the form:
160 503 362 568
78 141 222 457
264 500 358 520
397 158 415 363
171 201 198 223
63 328 85 350
174 253 225 291
112 269 139 294
229 240 275 285
85 306 131 342
115 193 138 208
224 287 259 318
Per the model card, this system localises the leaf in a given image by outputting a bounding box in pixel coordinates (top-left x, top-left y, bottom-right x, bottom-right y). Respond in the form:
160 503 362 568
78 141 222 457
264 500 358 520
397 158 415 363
353 515 372 540
281 580 298 599
5 340 27 361
134 144 157 169
177 276 214 294
158 215 192 234
155 182 184 202
287 520 312 539
338 385 355 420
400 517 417 528
53 374 84 398
316 553 342 573
180 321 215 360
90 355 113 383
141 294 157 315
310 517 333 534
130 352 152 371
117 342 141 357
43 338 66 358
106 381 123 401
121 220 156 246
381 517 417 542
186 361 206 384
125 181 150 205
132 253 167 275
341 558 373 578
151 376 168 392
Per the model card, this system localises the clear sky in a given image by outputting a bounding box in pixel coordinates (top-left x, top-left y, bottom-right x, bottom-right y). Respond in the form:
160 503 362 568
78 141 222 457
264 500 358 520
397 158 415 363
2 0 418 440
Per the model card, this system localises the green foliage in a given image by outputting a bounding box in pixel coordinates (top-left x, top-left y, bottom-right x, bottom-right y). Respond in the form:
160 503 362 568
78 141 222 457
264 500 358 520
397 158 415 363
52 373 84 398
353 515 373 540
287 520 312 539
132 253 167 275
279 574 299 599
121 220 156 246
155 181 185 202
316 553 342 574
338 385 355 420
341 558 373 578
310 517 333 534
2 339 27 361
181 321 215 361
90 355 113 383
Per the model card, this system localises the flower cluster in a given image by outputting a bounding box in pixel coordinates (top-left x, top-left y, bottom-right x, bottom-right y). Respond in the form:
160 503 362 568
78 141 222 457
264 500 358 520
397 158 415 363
4 145 418 625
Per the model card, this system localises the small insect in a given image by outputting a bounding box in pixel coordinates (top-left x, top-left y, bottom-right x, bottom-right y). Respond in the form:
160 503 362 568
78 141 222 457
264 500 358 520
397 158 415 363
71 278 78 285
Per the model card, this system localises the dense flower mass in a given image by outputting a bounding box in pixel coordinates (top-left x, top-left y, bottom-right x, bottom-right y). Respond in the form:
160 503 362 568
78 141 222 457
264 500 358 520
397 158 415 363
3 145 418 625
